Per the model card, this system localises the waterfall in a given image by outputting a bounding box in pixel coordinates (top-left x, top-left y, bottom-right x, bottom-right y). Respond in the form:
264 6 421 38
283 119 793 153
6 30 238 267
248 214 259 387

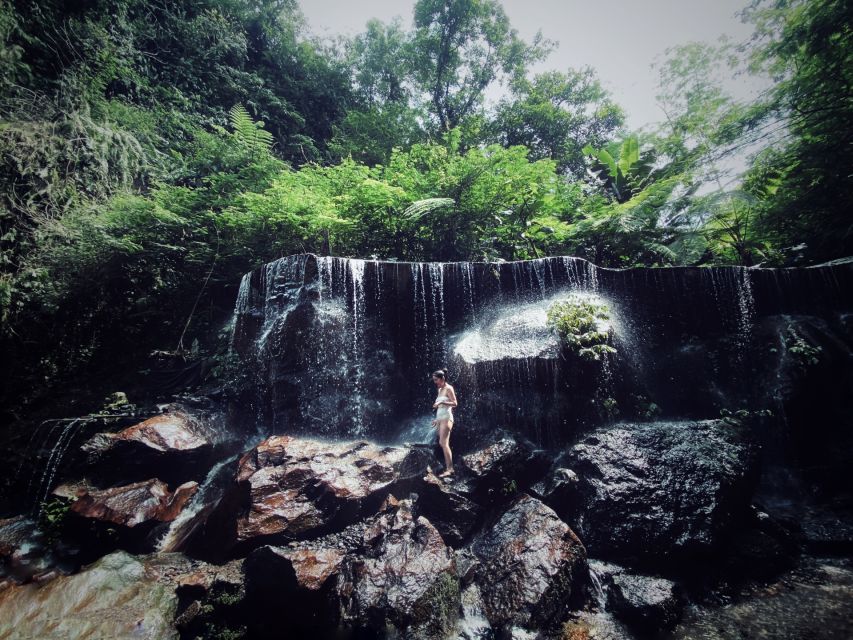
228 254 853 446
156 454 240 553
33 418 81 514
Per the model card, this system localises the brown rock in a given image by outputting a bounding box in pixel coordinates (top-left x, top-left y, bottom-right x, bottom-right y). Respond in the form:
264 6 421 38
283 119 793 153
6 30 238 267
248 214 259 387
58 479 198 528
338 498 458 633
80 407 217 486
285 548 346 591
244 497 460 637
233 436 427 544
88 411 209 453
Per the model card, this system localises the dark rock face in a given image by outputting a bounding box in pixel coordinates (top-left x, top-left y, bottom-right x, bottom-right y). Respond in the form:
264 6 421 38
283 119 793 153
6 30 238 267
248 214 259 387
607 572 684 633
81 407 218 486
530 466 580 518
459 436 549 500
55 479 198 528
232 436 432 547
337 497 459 636
414 471 482 546
244 497 460 638
564 420 758 563
0 515 31 561
0 516 55 586
468 494 587 630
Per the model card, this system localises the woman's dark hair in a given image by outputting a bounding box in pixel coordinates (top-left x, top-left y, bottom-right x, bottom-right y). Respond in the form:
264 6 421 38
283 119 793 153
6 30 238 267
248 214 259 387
432 368 448 380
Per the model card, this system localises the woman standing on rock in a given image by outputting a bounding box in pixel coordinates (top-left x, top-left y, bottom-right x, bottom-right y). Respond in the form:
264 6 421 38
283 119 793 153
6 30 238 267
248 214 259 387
431 369 458 477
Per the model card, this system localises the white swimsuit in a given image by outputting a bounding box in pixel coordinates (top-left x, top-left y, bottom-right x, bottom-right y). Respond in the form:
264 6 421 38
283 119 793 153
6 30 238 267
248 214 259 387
435 391 453 422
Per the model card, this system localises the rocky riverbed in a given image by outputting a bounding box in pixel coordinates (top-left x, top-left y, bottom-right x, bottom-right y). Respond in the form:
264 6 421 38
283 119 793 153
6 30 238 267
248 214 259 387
3 403 850 639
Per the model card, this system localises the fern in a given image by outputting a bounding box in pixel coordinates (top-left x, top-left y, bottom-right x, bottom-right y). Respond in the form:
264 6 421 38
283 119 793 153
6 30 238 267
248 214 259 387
402 197 454 219
228 104 274 153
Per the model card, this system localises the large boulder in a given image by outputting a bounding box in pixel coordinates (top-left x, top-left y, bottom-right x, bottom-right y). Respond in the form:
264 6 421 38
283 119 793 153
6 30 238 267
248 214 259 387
80 406 219 485
457 436 550 502
0 551 179 639
244 496 460 638
467 494 587 631
52 479 199 554
606 572 684 633
229 436 432 549
55 479 198 529
564 420 758 563
414 471 482 546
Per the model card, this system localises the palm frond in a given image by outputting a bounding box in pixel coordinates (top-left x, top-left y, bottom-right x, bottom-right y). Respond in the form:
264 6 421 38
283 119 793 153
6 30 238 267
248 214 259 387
402 197 454 219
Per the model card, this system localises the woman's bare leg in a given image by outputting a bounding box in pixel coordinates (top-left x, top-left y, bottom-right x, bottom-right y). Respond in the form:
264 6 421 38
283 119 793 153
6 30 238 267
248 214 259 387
438 420 454 475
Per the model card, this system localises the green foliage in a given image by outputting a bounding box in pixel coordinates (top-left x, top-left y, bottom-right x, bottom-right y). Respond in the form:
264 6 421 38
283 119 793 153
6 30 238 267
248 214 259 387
720 407 774 428
601 397 620 421
225 105 274 154
501 478 519 496
740 0 853 263
782 327 822 371
546 295 616 360
490 68 625 177
583 135 658 203
629 394 662 420
411 0 551 131
37 497 72 545
1 0 850 414
190 582 247 640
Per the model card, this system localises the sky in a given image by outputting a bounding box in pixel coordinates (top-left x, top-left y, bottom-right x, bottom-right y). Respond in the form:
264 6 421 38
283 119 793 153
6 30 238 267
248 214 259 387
298 0 767 132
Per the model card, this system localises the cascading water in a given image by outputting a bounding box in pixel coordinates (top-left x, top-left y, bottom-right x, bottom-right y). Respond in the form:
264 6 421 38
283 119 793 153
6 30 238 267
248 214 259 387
24 418 84 514
229 254 853 449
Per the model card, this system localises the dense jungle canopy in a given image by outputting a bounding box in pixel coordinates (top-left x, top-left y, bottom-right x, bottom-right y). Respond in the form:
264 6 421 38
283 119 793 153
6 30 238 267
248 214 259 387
0 0 850 413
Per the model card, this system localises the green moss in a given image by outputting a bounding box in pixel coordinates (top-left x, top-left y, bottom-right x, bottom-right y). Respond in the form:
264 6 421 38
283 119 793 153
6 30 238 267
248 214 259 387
410 570 460 636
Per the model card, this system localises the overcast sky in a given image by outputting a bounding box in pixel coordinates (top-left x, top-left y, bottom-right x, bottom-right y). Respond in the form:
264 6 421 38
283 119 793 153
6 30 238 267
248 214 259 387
298 0 766 132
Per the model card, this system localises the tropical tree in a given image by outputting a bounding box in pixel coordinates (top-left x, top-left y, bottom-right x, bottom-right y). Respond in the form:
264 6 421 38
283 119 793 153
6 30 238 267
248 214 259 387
410 0 551 132
490 68 625 177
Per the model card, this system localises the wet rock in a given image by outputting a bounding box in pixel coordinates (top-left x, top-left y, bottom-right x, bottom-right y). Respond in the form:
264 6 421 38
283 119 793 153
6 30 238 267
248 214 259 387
798 502 853 553
231 256 401 438
453 299 563 363
56 479 198 528
415 470 482 546
607 572 684 634
81 406 219 485
143 553 245 639
0 516 58 585
468 494 587 630
0 515 32 561
337 497 459 636
244 497 460 638
530 466 580 518
718 507 799 583
669 555 853 640
564 420 758 563
0 551 179 639
459 436 549 501
230 436 431 549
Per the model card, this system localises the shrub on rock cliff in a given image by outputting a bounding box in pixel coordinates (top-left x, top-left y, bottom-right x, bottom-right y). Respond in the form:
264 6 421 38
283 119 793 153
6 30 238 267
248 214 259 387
546 295 616 360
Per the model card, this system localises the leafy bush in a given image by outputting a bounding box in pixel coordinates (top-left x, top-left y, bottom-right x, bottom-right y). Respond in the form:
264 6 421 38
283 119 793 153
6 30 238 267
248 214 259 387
783 327 822 371
546 295 616 360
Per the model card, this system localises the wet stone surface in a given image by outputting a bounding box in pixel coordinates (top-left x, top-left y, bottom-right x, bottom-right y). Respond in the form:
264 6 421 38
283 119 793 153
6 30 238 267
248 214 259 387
244 496 459 638
564 420 758 563
232 436 432 546
468 493 588 631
